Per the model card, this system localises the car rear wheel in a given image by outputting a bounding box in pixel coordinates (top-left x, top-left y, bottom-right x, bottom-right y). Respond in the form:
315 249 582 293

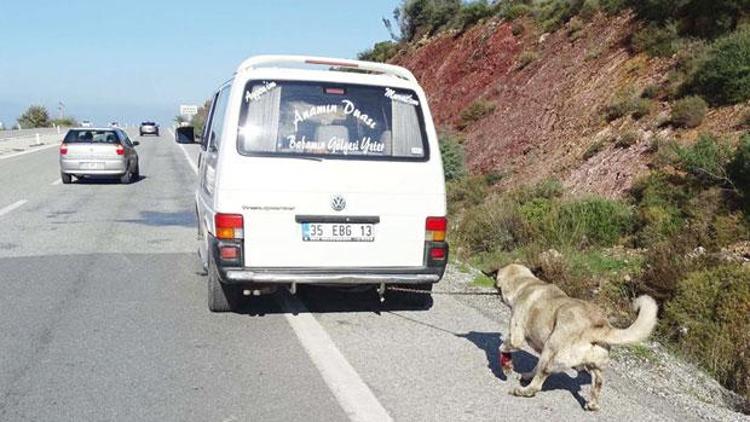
61 172 72 184
207 256 240 313
120 165 133 184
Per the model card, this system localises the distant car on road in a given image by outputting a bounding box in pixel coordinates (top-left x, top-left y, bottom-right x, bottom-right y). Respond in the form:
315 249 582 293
0 122 4 130
110 122 120 128
81 120 93 128
59 128 140 184
139 121 159 136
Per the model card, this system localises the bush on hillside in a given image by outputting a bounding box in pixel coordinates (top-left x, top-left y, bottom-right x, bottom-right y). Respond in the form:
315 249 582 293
446 175 490 215
456 196 528 254
672 133 733 186
545 197 634 248
728 134 750 210
439 131 467 181
629 0 746 38
670 96 707 128
664 264 750 399
502 3 533 20
631 22 680 57
684 29 750 105
604 90 652 121
357 41 400 63
516 50 539 69
397 0 462 42
456 0 495 31
458 99 496 128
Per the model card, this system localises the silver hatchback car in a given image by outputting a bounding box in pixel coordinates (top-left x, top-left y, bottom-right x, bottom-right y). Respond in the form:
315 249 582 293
59 128 140 184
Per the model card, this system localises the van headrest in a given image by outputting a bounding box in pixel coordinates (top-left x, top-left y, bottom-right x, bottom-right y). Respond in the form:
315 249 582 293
315 125 349 142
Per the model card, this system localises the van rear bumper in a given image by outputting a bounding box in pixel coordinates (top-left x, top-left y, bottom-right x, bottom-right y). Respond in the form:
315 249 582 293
222 269 441 284
208 234 446 285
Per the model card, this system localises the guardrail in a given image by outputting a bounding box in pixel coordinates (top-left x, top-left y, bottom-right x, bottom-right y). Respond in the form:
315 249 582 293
0 127 64 142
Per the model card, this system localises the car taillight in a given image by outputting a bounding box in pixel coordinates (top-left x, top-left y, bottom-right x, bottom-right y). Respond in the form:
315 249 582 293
215 213 244 240
115 145 125 155
425 217 447 242
59 144 68 155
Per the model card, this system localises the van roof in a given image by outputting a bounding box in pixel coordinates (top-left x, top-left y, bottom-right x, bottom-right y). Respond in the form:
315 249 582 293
235 55 418 84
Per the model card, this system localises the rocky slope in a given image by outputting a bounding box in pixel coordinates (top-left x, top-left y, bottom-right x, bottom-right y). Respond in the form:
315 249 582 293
392 12 748 198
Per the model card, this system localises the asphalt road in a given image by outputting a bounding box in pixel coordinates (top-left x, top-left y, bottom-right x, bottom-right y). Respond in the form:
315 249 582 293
0 130 704 421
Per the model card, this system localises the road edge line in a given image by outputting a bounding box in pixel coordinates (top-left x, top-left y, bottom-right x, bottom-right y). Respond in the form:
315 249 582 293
0 143 59 161
279 295 393 422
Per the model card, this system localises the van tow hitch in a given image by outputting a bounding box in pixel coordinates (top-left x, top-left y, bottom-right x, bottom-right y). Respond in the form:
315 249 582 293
378 283 386 302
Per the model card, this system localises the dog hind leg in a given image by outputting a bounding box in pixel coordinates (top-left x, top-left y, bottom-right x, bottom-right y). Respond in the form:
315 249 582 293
585 367 603 411
511 347 555 398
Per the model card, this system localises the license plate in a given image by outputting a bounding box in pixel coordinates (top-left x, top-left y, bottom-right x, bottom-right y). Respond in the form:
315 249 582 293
80 162 103 169
302 223 375 242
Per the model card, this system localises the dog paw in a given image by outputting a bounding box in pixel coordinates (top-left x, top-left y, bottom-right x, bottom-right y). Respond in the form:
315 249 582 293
511 386 537 397
517 371 534 382
584 402 600 412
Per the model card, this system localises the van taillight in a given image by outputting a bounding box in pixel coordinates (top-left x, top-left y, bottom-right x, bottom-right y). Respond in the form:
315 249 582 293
60 144 68 155
425 217 447 242
215 213 244 240
115 145 125 155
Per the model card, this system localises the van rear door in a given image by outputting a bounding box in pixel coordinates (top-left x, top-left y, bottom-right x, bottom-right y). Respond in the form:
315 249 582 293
226 80 443 268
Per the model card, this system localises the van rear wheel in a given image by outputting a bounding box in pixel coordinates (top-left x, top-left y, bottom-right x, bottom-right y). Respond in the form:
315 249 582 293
207 258 239 313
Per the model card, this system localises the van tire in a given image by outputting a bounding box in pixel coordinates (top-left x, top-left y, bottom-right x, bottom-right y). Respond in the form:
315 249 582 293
61 172 72 184
207 258 238 313
394 283 433 309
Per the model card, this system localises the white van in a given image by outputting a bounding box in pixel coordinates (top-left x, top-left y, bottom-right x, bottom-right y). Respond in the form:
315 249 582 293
192 56 447 312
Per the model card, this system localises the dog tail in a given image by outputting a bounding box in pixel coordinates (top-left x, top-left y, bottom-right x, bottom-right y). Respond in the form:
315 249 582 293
598 295 658 345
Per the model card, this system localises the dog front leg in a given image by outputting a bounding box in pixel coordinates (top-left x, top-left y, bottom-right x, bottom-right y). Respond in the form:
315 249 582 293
499 318 525 375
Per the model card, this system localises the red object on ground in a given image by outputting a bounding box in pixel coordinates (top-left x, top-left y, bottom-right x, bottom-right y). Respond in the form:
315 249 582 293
500 352 512 368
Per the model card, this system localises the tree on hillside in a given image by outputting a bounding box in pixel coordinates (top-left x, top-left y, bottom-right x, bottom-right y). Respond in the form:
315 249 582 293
190 100 212 136
17 105 51 128
396 0 461 42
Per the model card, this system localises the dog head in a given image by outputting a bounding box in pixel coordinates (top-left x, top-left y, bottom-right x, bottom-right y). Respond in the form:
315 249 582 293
495 264 535 305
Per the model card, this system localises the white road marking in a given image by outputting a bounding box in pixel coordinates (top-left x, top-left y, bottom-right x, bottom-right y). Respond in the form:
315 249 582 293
173 128 199 175
50 179 62 186
280 295 392 422
0 200 28 218
0 143 59 161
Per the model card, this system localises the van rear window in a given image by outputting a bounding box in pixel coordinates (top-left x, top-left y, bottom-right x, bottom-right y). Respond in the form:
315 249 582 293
237 81 428 160
64 130 120 144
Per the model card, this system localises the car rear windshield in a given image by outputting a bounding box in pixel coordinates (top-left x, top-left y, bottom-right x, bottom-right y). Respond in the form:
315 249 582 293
64 130 120 144
237 81 428 161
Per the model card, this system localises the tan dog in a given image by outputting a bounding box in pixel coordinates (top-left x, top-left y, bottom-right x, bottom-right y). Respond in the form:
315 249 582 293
495 264 658 411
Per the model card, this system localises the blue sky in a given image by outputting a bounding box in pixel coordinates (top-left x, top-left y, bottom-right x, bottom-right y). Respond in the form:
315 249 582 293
0 0 399 127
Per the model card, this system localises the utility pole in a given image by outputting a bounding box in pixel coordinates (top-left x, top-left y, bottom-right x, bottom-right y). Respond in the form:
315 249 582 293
58 101 65 119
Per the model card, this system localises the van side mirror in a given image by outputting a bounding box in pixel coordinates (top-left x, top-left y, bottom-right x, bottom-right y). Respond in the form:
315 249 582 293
175 126 195 144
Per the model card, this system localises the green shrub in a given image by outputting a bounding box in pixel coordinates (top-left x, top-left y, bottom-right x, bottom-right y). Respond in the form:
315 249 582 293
664 265 750 398
545 198 634 248
615 131 639 148
604 90 650 121
511 21 525 36
583 139 606 159
670 96 707 128
631 22 680 57
538 0 584 32
456 0 495 31
458 99 496 128
503 3 533 20
456 197 528 254
641 83 661 99
439 131 467 182
579 0 601 20
516 50 539 69
630 171 691 245
629 0 746 38
728 134 750 209
742 110 750 127
568 16 585 40
672 133 733 186
446 175 490 215
357 41 400 63
397 0 462 42
684 29 750 105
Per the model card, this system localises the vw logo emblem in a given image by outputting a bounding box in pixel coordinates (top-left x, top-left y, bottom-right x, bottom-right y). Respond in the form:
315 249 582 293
331 195 346 212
